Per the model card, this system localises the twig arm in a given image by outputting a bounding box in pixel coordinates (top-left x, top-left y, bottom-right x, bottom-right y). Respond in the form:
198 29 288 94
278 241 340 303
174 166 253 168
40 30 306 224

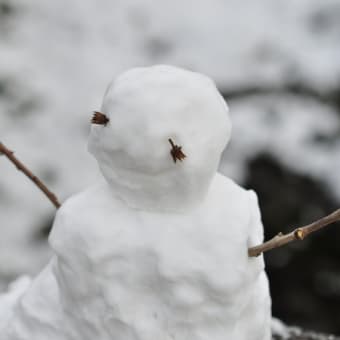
248 208 340 257
0 142 61 209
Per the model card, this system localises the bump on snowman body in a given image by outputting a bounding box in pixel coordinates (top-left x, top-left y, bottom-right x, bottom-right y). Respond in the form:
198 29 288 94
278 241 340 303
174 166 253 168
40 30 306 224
2 65 271 340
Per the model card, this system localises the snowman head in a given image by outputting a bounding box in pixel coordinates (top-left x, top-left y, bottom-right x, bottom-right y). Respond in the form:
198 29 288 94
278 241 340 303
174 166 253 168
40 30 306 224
88 65 231 212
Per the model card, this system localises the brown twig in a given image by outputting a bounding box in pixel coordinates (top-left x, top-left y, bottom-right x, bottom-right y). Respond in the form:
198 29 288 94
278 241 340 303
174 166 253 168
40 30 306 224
248 208 340 257
168 138 186 163
92 111 109 126
0 142 61 209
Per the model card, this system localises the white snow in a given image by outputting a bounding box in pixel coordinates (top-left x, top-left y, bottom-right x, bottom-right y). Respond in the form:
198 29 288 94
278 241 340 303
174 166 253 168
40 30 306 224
88 65 231 212
0 276 31 330
271 317 290 339
1 67 271 340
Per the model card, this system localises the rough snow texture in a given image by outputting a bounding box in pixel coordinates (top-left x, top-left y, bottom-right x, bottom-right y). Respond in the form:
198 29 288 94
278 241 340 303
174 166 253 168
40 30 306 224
3 180 271 340
88 66 231 212
0 276 31 330
2 67 271 339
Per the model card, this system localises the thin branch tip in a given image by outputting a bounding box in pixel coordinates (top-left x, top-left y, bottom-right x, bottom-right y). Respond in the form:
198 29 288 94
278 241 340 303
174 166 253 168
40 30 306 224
248 208 340 257
92 111 109 126
0 142 61 209
168 138 186 163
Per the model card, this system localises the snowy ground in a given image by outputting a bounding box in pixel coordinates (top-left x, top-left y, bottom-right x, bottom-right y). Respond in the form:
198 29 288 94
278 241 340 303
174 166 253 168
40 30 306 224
1 0 340 334
271 318 340 340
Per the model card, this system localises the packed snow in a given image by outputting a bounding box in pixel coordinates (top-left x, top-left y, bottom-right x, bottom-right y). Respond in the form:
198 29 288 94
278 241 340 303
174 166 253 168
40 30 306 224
1 66 271 339
88 66 231 211
0 276 31 330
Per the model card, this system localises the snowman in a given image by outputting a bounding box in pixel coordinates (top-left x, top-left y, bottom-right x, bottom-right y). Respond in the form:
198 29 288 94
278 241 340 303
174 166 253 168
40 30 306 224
2 65 271 340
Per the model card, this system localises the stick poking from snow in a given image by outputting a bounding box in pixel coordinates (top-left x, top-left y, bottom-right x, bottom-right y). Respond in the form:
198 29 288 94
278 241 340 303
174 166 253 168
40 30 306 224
0 142 61 209
248 208 340 257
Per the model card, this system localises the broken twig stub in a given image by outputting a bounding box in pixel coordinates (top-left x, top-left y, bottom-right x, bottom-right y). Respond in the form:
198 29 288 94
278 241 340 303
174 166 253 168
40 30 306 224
248 208 340 257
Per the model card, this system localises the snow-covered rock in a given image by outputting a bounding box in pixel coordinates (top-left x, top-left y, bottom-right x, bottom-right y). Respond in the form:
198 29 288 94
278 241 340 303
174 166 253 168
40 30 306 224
1 66 271 339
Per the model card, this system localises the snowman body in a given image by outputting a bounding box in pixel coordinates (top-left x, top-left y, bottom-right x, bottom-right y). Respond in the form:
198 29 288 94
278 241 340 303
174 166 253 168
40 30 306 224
2 65 271 339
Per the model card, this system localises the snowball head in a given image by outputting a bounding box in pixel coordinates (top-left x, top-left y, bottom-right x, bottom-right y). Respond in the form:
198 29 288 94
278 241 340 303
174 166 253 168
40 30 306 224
88 65 231 211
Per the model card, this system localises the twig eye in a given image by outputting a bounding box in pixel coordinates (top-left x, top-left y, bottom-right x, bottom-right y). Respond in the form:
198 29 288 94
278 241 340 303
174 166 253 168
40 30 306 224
92 111 109 126
168 138 186 163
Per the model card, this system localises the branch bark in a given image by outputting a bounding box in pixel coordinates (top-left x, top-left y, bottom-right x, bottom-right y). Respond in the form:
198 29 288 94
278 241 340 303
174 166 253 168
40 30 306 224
0 142 61 209
248 208 340 257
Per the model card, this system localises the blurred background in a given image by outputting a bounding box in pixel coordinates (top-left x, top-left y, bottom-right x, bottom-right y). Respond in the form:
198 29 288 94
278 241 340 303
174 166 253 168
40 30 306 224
1 0 340 334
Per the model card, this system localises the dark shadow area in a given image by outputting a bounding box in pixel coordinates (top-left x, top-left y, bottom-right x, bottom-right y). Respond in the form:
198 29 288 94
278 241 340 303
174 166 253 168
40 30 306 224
245 153 340 334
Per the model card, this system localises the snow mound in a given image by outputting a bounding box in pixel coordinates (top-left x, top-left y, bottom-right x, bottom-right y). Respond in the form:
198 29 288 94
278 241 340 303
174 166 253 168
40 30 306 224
2 66 271 340
0 276 31 329
3 177 270 340
88 65 231 212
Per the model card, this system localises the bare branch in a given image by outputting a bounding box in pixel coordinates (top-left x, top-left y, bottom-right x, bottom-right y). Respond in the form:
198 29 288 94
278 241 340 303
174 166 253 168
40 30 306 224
0 142 61 209
248 208 340 257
